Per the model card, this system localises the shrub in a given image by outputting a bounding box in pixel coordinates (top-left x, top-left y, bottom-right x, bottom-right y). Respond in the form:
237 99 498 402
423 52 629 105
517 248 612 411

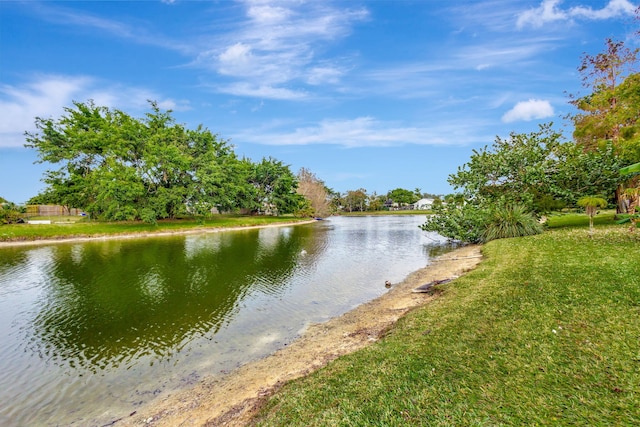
481 204 543 242
421 203 487 243
0 202 25 225
139 208 158 225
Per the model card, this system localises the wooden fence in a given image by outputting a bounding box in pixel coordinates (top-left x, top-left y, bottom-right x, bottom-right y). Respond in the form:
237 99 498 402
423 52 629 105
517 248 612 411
26 205 83 217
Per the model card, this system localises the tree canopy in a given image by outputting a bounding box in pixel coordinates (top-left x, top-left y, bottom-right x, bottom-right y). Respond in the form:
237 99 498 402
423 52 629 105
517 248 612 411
449 124 621 211
424 30 639 243
25 101 302 221
246 157 304 216
570 39 639 164
387 188 420 205
342 188 368 212
423 124 623 243
296 168 331 218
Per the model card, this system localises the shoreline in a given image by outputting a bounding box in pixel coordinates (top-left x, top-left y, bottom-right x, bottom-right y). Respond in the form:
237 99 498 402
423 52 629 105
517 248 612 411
117 244 483 427
0 219 317 248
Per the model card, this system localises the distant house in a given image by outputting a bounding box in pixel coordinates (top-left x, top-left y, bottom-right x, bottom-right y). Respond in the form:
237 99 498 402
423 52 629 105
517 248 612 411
384 199 398 210
413 198 435 210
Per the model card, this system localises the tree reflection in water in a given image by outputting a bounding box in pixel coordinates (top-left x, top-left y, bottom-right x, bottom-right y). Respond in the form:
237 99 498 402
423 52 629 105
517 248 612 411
27 225 321 372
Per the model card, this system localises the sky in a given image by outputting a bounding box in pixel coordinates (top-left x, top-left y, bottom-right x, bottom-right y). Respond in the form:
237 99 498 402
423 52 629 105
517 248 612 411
1 0 639 204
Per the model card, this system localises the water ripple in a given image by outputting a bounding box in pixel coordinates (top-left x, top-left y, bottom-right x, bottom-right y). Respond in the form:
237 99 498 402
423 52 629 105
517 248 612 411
0 216 452 426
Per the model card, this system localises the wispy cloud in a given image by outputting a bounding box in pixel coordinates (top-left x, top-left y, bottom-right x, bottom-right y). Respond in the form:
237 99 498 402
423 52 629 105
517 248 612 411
571 0 637 19
447 1 527 33
356 33 560 103
516 0 568 28
0 75 89 147
454 37 560 70
502 99 554 122
517 0 637 29
195 0 368 99
232 116 492 148
0 75 189 148
306 64 346 85
215 82 308 100
29 2 192 53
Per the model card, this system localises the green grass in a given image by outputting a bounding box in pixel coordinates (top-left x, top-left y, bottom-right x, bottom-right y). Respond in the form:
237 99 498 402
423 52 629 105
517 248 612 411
27 215 85 223
254 224 640 426
0 215 309 242
546 210 617 228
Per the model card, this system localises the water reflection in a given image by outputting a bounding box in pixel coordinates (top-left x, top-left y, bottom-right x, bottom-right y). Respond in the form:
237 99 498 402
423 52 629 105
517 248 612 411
423 241 460 258
0 216 451 426
26 225 321 372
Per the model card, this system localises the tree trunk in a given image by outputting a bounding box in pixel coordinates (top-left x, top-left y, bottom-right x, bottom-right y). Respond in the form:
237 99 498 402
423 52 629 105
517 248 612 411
616 185 628 214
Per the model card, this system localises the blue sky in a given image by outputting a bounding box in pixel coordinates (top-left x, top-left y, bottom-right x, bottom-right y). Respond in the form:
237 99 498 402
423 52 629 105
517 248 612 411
1 0 638 204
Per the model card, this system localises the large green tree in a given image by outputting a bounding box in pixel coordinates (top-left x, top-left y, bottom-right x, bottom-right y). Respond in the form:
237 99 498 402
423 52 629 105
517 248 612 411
571 38 639 163
342 188 368 212
25 101 272 221
367 192 386 211
449 124 621 211
424 125 622 243
569 36 640 212
246 157 303 215
387 188 420 206
572 72 640 163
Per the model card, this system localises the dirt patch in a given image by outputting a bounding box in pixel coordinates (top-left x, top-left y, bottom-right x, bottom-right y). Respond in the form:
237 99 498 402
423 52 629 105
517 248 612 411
118 244 483 427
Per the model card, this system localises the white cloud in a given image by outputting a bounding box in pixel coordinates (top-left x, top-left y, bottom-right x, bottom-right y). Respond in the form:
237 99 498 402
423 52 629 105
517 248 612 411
28 1 367 101
355 35 559 102
570 0 637 20
517 0 568 29
517 0 637 29
195 0 368 99
218 43 255 76
246 3 292 23
502 99 554 123
0 75 189 148
32 2 191 53
306 66 344 85
0 75 90 147
447 1 529 33
233 117 491 148
216 82 307 100
489 92 513 109
455 38 558 70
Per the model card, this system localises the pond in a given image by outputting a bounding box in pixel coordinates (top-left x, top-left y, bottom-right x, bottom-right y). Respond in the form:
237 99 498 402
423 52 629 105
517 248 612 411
0 215 453 426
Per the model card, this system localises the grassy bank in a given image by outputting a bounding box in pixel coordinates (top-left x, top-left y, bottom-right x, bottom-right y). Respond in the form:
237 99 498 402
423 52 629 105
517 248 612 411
546 210 617 229
254 223 640 425
0 215 310 242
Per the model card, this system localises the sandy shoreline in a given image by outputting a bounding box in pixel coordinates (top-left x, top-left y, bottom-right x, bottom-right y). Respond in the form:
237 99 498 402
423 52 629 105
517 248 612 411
111 244 483 427
0 219 317 248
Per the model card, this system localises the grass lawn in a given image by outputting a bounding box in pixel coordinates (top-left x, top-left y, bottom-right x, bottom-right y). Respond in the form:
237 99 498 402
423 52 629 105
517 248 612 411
254 221 640 426
27 215 86 223
0 215 310 242
546 209 618 229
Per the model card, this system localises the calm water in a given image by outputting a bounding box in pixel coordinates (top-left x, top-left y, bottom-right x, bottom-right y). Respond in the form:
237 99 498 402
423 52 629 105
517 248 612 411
0 215 452 426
